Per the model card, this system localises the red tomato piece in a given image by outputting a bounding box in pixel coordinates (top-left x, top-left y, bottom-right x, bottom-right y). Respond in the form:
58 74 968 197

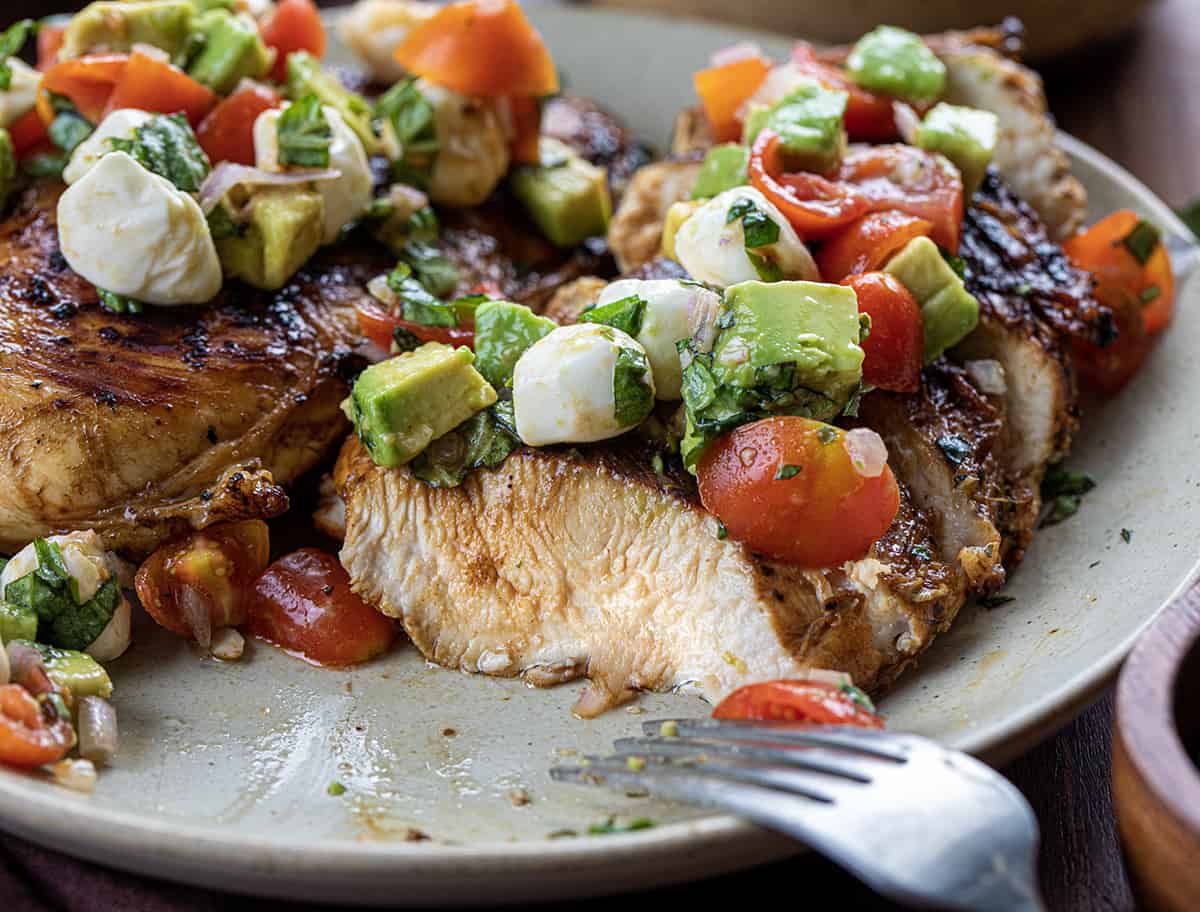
697 417 900 568
0 685 75 769
748 129 870 240
713 679 884 728
816 209 934 282
39 53 129 125
790 43 898 143
103 47 217 125
37 24 66 71
261 0 327 82
393 0 558 98
8 109 49 158
196 83 282 165
249 549 397 667
841 272 923 393
355 299 475 350
693 54 772 142
837 144 964 252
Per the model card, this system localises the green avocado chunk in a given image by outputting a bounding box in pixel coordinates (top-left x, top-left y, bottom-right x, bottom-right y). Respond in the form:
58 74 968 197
186 9 272 94
914 102 998 195
346 343 498 467
510 138 612 248
846 25 946 102
19 642 113 699
215 185 324 290
0 602 37 643
885 236 980 362
0 129 15 212
286 51 381 155
691 143 749 199
472 301 556 388
742 79 849 173
61 0 195 60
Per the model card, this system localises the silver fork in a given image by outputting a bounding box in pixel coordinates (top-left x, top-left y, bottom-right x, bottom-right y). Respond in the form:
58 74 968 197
551 719 1045 911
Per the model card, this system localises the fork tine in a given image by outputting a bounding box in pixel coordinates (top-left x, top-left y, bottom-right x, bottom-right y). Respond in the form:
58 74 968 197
612 736 877 784
600 751 839 802
644 719 910 762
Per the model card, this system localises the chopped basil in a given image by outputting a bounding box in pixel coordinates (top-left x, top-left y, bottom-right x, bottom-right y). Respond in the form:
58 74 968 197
746 251 784 282
936 434 971 466
410 408 520 487
386 262 457 327
46 578 120 652
1120 527 1133 544
1119 219 1161 266
580 294 646 338
97 288 145 315
979 593 1015 609
774 463 802 480
46 94 93 155
726 196 780 248
0 19 34 92
206 204 242 241
4 540 119 651
110 113 211 193
716 520 728 540
816 426 838 445
912 543 933 561
407 205 439 241
841 382 874 418
612 346 654 427
840 681 876 713
375 77 438 187
391 326 421 353
22 153 67 179
1039 464 1096 527
327 781 346 796
399 239 459 298
940 248 968 279
1140 285 1161 304
587 817 655 836
276 94 332 168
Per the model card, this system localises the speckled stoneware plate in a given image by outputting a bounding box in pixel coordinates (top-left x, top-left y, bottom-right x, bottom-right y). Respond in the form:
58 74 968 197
0 4 1196 906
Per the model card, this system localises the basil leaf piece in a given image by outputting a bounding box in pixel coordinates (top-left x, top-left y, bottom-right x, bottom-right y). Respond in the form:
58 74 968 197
1179 199 1200 239
375 77 438 187
22 153 67 179
97 288 145 314
1120 219 1161 266
277 94 332 168
47 577 120 652
399 239 459 298
612 346 654 427
774 463 802 480
206 204 242 241
410 408 519 488
0 19 34 92
936 434 971 466
109 113 211 193
1038 463 1096 527
579 294 646 338
386 263 457 327
726 197 780 248
49 111 93 155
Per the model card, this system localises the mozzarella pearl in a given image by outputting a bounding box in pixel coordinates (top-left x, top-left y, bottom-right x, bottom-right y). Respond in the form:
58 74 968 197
0 59 40 129
674 186 819 288
513 323 655 446
63 108 154 185
596 278 723 400
253 104 373 244
58 152 222 305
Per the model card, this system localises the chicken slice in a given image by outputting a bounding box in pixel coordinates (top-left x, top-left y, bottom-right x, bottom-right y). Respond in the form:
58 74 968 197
607 159 701 273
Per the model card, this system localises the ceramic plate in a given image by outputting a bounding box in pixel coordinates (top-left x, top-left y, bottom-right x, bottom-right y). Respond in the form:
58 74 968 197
0 4 1196 905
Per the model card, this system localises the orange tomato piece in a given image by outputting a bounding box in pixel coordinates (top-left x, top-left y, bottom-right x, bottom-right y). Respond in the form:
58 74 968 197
261 0 327 82
39 53 129 124
693 53 772 142
355 298 475 350
697 417 900 568
816 209 933 282
196 83 282 165
103 47 217 125
841 272 923 393
0 685 75 770
394 0 558 98
713 679 884 727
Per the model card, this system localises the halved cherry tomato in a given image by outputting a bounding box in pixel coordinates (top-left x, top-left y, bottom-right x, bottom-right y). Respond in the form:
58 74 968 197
355 299 475 350
748 128 870 239
816 210 933 282
0 684 75 769
261 0 327 82
37 24 66 71
841 272 923 393
508 95 541 165
713 679 884 728
39 53 129 125
135 520 271 642
698 417 900 568
103 47 217 125
249 549 397 667
9 109 50 159
1070 294 1150 395
693 53 772 142
1064 209 1175 335
196 83 283 166
394 0 558 98
838 144 964 252
791 43 897 143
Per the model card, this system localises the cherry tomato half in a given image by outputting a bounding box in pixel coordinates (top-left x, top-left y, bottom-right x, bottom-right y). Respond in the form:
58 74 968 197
842 272 923 393
713 679 884 728
196 83 283 166
355 299 475 351
38 53 128 125
261 0 327 83
816 209 934 283
790 43 898 143
0 685 75 769
698 417 900 568
103 46 217 125
249 549 397 667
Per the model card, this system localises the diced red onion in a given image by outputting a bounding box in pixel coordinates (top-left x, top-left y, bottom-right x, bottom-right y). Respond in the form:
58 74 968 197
687 288 722 356
78 696 118 766
710 42 767 68
198 163 342 214
844 427 889 479
179 586 213 651
50 758 97 794
210 628 245 662
6 642 52 695
893 102 921 145
964 359 1008 396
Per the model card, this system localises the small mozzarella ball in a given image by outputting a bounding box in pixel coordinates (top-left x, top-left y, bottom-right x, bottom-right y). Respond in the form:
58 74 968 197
86 596 132 662
422 80 511 208
337 0 435 84
63 108 154 185
0 59 41 129
254 104 374 243
58 152 222 305
674 186 818 288
1 531 111 604
596 278 723 400
513 323 655 446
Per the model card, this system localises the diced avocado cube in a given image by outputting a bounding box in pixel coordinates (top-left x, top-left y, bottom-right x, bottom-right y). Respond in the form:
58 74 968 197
473 301 556 388
914 102 998 195
286 51 381 156
61 0 195 60
742 79 849 173
846 25 946 102
346 343 498 467
21 642 113 699
713 280 865 412
885 236 980 362
186 9 272 94
510 138 611 248
0 129 16 212
691 144 749 199
215 185 324 290
661 199 702 262
0 602 37 643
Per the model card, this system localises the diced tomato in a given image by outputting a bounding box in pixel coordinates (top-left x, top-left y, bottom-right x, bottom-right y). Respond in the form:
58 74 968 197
790 43 897 143
261 0 327 83
837 144 964 251
693 53 772 143
196 83 282 166
39 53 129 125
841 272 923 393
713 679 884 728
355 299 475 350
249 549 397 667
37 24 66 71
135 521 272 641
816 210 933 282
508 95 541 165
8 109 49 158
748 128 870 240
103 47 217 125
697 417 900 568
394 0 558 98
0 684 75 769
